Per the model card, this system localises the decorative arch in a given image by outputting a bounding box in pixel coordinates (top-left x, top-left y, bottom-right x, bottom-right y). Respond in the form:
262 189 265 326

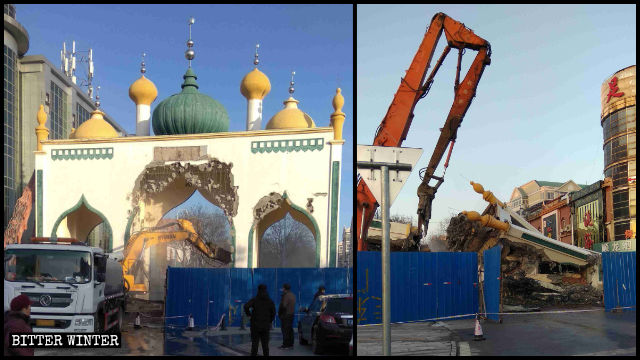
50 194 113 251
127 158 238 237
248 191 320 268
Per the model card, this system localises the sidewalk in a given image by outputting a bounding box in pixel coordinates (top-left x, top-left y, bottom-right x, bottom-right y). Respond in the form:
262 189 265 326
202 326 315 356
357 322 458 356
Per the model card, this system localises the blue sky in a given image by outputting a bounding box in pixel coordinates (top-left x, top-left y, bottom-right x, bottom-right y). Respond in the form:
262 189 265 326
16 4 353 240
357 4 636 238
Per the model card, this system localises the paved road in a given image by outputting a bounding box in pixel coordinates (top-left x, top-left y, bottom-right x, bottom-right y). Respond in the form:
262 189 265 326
34 320 346 356
357 307 636 356
445 307 636 356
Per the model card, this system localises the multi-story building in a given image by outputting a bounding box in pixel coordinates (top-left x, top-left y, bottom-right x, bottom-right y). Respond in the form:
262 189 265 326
4 4 125 239
507 180 586 216
339 226 352 268
600 65 636 242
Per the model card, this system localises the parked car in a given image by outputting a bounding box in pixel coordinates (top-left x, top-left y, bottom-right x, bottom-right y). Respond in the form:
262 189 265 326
298 294 353 354
349 333 353 355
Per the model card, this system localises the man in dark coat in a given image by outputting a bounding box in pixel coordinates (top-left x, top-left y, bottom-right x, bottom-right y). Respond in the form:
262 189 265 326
244 284 276 356
278 283 296 350
4 294 34 356
313 286 325 303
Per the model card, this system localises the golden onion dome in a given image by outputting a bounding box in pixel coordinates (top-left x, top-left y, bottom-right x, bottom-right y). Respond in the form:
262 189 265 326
240 68 271 100
70 109 118 139
128 75 158 105
266 97 315 130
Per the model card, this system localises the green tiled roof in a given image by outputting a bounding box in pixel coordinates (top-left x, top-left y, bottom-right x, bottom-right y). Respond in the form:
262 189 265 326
517 187 527 198
535 180 565 188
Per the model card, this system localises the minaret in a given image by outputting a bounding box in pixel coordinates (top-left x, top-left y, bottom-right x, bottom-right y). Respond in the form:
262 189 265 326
240 44 271 130
128 53 158 136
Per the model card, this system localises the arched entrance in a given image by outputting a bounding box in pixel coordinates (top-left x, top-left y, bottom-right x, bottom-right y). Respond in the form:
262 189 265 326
248 192 320 268
125 158 238 250
50 194 113 251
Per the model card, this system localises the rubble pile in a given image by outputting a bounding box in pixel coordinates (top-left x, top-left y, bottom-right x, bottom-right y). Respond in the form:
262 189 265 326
446 213 603 306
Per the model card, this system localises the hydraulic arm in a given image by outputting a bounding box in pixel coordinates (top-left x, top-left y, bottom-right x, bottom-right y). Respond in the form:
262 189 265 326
356 12 491 250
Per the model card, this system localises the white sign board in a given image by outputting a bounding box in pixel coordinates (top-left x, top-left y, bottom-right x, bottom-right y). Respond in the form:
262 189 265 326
357 145 423 206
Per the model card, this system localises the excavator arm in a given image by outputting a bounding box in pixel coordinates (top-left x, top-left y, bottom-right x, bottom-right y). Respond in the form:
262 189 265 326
356 12 491 250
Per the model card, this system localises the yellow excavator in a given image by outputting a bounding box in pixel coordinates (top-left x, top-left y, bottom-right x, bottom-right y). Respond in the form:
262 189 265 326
121 219 231 293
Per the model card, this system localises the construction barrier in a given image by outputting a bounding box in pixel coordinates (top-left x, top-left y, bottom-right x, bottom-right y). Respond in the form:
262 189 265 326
165 267 353 329
357 251 479 325
482 245 502 322
602 251 636 312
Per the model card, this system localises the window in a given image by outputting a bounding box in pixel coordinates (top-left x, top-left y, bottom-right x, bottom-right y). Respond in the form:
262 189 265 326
50 82 68 139
4 45 17 228
76 103 92 128
612 189 629 219
614 220 631 242
546 192 555 200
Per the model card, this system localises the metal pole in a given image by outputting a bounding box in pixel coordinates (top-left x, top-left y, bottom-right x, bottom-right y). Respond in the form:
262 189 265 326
381 165 391 356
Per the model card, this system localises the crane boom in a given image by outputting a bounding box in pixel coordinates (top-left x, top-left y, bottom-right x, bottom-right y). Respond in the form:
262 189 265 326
356 12 491 251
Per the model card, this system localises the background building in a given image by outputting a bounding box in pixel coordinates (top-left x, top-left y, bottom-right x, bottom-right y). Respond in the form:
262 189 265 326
4 4 125 239
507 180 587 217
600 65 636 242
339 226 352 268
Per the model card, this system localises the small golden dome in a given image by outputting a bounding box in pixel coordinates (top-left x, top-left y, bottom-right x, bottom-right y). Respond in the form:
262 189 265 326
240 68 271 100
129 75 158 105
266 97 315 130
71 109 118 139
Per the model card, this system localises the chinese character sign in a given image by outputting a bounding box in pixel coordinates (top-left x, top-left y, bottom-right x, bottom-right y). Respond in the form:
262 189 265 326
606 76 624 103
541 213 557 240
576 201 600 249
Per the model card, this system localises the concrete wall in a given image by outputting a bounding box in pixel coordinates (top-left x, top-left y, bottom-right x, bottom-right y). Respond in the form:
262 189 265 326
36 127 342 268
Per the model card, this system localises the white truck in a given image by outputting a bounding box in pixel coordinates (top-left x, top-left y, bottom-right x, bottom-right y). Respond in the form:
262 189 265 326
4 239 126 333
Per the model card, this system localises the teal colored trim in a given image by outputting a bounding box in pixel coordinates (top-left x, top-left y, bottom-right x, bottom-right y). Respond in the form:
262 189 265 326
251 138 324 154
231 224 236 267
37 170 43 237
50 195 114 251
247 226 255 268
329 161 340 267
248 193 321 268
521 232 587 260
51 147 114 160
124 210 137 248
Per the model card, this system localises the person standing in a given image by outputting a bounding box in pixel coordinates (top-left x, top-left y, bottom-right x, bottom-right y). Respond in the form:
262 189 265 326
4 294 34 356
278 283 296 350
313 285 325 302
244 284 276 356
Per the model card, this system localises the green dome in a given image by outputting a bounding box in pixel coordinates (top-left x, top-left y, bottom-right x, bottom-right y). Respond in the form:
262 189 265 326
152 68 229 135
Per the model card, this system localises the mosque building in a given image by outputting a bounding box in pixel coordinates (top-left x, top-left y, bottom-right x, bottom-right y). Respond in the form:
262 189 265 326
32 18 346 272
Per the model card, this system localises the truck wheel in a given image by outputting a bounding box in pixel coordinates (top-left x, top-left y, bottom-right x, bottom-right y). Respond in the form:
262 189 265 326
94 311 104 333
112 306 124 333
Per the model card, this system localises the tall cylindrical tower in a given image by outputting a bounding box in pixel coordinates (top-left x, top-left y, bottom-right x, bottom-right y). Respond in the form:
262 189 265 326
600 65 636 241
241 45 270 130
128 54 158 136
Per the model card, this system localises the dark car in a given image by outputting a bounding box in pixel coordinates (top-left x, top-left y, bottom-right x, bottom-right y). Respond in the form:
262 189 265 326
298 294 353 354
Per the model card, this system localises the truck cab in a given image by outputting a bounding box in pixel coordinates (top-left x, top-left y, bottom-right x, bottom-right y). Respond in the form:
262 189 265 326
4 239 125 333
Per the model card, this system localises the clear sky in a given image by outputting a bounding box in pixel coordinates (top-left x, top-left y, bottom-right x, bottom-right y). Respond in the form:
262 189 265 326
357 4 636 239
16 4 353 239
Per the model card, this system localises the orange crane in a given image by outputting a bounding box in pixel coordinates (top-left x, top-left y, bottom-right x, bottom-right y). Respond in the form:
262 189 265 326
356 12 492 251
121 219 231 293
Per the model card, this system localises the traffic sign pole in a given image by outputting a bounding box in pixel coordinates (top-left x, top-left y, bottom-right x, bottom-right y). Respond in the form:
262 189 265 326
381 165 391 356
357 145 424 357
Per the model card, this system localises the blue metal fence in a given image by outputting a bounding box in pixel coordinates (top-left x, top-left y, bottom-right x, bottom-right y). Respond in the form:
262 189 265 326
357 252 478 325
483 245 502 321
602 251 636 312
165 267 353 328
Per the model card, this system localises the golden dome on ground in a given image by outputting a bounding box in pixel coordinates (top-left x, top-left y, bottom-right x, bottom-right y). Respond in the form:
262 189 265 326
129 75 158 105
265 97 315 130
240 68 271 100
70 109 118 139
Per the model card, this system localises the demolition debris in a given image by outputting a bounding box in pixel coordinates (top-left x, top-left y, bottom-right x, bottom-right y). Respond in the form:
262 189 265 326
445 212 603 306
